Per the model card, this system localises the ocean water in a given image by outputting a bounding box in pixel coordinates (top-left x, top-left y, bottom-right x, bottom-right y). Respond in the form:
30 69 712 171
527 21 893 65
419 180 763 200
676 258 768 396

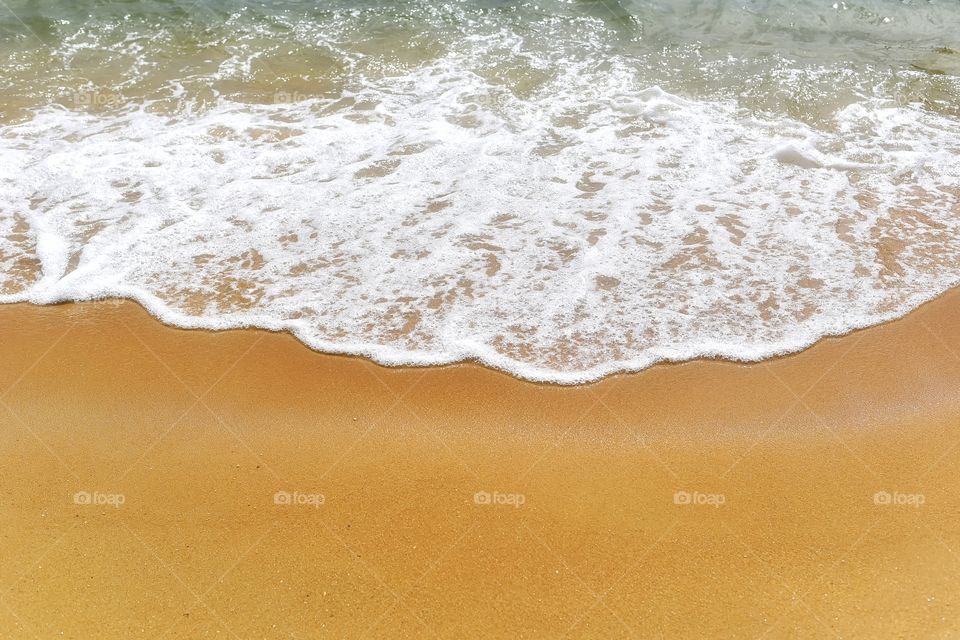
1 0 959 382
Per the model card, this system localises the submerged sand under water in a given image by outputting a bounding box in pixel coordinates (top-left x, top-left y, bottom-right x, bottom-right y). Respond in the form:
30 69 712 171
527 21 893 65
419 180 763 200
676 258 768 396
2 0 960 381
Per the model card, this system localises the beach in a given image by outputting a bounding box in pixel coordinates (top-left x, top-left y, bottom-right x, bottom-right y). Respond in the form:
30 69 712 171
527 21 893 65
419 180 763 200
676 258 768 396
2 292 959 638
3 2 960 635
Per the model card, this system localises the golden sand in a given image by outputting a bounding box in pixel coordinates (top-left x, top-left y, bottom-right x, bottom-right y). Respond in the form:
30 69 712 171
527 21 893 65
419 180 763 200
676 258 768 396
1 293 960 638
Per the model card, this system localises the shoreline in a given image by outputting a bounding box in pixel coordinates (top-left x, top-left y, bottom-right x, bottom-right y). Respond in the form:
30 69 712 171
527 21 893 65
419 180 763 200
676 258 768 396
2 291 960 638
7 283 960 385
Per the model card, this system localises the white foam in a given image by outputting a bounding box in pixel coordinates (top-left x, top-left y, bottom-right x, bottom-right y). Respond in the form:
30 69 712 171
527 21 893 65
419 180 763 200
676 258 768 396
771 141 877 171
2 58 960 383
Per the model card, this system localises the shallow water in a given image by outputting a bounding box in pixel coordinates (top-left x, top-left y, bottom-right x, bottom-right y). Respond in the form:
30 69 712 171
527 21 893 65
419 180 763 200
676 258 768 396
1 0 959 381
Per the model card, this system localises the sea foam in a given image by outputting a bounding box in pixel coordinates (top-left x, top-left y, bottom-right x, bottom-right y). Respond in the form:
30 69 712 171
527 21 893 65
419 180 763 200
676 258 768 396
2 57 960 383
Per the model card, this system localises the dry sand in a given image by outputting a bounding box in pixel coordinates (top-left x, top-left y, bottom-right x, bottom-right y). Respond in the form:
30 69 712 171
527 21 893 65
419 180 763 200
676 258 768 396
1 292 960 638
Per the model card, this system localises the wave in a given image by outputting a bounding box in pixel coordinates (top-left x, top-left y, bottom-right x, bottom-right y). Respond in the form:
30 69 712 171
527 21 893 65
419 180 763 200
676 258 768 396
2 52 960 383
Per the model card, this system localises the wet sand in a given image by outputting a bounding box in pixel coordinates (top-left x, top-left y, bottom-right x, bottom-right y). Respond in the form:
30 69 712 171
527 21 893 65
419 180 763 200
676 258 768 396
1 292 960 638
